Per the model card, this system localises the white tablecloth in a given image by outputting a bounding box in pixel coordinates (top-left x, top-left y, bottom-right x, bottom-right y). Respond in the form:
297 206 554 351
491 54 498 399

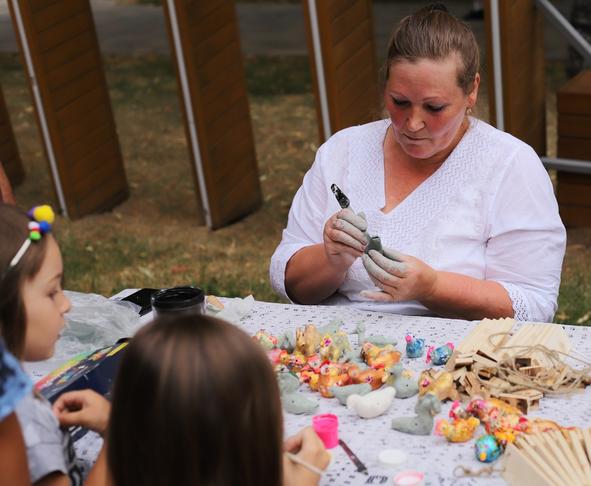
25 297 591 486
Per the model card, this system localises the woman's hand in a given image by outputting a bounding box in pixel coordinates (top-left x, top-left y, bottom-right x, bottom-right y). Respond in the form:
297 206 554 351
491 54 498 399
323 208 368 272
361 248 438 302
283 427 330 486
52 390 111 437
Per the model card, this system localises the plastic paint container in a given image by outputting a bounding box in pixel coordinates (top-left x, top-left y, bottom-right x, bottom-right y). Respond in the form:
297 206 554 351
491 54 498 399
393 470 424 486
151 286 205 318
312 414 339 449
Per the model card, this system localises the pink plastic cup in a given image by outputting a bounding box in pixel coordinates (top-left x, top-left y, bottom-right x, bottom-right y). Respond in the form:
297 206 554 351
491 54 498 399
312 413 339 449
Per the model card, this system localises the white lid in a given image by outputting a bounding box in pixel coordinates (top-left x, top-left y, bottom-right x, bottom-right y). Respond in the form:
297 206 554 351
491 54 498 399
378 449 408 469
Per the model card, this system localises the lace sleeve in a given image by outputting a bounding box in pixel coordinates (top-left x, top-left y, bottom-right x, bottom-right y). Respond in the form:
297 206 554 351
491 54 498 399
498 281 530 321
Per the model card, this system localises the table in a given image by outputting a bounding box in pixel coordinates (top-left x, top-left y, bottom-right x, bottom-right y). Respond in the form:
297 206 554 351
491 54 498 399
26 297 591 486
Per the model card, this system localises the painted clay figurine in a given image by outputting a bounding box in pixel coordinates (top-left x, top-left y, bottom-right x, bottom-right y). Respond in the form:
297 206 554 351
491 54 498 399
318 363 349 398
319 330 351 362
330 383 372 405
349 366 386 390
277 369 319 415
426 342 454 366
253 330 278 350
347 387 396 419
391 393 441 435
405 335 425 358
475 434 502 462
386 364 419 399
418 369 459 402
362 342 401 369
434 417 480 443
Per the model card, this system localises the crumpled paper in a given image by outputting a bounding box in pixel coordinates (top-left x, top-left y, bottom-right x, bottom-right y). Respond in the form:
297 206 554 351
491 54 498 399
206 295 255 324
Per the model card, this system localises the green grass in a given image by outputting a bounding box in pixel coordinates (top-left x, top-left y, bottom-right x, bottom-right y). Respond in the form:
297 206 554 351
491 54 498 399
2 53 590 324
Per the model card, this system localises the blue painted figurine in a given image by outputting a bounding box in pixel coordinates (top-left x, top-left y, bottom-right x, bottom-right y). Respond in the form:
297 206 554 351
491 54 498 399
426 342 454 366
405 335 425 358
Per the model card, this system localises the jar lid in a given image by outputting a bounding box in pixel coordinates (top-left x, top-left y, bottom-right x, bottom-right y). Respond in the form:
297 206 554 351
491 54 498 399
151 286 204 310
378 449 407 469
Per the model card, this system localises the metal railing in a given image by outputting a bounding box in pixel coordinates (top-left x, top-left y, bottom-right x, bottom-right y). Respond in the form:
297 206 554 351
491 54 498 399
490 0 591 174
536 0 591 173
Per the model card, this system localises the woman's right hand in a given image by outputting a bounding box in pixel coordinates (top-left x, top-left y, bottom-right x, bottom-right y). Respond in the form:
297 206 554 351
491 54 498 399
283 427 330 486
323 208 368 271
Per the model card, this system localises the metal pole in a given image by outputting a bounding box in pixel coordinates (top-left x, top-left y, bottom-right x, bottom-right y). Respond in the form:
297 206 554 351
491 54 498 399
308 0 331 140
166 0 212 228
542 157 591 175
490 0 505 131
10 0 68 217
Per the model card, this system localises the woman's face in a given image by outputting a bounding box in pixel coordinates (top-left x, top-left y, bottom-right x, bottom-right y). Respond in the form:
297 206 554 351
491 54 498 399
384 56 479 161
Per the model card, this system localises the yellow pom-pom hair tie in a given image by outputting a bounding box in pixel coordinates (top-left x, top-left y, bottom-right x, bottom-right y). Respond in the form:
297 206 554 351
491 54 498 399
8 205 55 270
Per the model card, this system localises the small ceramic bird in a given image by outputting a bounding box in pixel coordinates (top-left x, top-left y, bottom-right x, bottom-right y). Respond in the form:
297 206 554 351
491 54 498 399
386 364 419 399
330 383 372 406
391 393 441 435
347 387 396 419
426 342 454 366
405 335 425 358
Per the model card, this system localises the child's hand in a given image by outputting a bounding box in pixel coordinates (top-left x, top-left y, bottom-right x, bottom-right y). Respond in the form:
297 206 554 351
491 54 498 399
52 390 111 437
283 427 330 486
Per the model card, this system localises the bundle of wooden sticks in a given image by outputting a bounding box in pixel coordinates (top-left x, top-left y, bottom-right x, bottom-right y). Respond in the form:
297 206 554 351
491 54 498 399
503 428 591 486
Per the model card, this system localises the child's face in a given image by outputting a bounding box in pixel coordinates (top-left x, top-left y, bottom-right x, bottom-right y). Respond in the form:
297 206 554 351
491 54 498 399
22 236 71 361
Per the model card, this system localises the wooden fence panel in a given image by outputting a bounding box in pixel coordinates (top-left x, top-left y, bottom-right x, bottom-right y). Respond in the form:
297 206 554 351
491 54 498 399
484 0 546 154
9 0 127 218
0 83 24 186
556 69 591 227
303 0 379 142
162 0 261 229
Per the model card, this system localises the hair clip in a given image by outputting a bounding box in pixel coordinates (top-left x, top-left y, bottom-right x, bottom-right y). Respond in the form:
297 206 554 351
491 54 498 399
8 205 55 269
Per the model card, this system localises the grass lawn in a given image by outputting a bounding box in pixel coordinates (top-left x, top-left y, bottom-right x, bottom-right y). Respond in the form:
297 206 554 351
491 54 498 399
2 53 590 324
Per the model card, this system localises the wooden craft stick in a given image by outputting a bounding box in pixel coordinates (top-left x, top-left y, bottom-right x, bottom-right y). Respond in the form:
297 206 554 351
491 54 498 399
552 430 588 485
583 429 591 466
539 432 581 485
569 429 591 484
516 437 568 486
528 434 574 485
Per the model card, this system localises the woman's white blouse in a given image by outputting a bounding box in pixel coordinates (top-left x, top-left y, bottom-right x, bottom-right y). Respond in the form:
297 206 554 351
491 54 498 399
270 118 566 322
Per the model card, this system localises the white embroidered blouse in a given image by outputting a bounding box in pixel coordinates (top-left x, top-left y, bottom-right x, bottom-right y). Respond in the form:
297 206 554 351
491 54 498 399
269 118 566 322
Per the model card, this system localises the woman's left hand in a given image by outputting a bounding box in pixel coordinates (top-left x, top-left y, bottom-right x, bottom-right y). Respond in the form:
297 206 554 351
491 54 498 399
361 248 438 302
52 390 111 437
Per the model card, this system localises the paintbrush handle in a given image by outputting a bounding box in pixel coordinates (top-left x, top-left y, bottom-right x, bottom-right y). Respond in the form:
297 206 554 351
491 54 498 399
339 439 368 474
285 452 325 477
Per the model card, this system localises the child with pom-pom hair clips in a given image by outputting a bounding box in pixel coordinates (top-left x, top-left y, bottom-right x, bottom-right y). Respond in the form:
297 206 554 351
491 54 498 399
0 203 109 486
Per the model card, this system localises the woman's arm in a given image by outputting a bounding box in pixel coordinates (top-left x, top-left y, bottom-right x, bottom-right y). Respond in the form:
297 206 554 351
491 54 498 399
285 208 367 304
285 245 348 304
363 248 513 320
422 271 513 320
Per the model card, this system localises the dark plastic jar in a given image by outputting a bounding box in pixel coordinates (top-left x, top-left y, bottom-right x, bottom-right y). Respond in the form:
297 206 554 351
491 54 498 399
150 286 205 318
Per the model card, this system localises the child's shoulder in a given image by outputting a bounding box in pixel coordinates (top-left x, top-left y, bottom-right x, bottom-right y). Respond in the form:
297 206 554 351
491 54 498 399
0 339 32 421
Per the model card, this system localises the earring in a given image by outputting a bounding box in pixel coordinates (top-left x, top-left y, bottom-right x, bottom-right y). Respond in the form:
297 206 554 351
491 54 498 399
466 107 472 116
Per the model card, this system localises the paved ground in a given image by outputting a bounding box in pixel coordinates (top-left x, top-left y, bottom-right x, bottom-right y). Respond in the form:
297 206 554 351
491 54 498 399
0 0 574 60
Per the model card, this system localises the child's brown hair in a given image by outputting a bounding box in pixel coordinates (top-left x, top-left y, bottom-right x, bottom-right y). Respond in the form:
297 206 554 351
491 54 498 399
108 314 284 486
0 204 50 357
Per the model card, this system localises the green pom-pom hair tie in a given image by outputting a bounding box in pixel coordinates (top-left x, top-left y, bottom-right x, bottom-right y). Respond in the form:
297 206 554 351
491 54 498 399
7 205 55 270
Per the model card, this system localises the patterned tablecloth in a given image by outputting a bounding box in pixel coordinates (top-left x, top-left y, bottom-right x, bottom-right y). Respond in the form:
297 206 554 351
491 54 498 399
25 298 591 486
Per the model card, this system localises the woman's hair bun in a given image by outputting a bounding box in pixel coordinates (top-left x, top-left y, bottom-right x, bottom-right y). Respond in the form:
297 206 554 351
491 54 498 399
425 2 449 14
